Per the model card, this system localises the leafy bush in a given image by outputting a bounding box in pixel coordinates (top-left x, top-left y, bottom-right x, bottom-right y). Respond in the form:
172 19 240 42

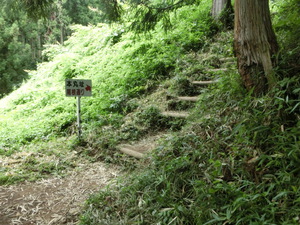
273 0 300 76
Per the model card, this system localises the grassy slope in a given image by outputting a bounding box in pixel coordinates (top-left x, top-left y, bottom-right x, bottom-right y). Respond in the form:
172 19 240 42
0 0 299 224
78 2 300 225
0 2 213 183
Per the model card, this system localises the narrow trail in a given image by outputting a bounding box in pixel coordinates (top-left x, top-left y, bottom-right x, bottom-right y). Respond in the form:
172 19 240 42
0 162 120 225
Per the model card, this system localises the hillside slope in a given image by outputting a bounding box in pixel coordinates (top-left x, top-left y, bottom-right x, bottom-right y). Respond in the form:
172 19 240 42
0 1 299 224
0 1 215 183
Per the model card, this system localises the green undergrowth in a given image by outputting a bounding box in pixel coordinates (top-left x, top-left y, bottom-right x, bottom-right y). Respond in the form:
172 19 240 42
0 1 216 184
0 0 299 224
79 71 300 224
79 1 300 224
0 1 214 148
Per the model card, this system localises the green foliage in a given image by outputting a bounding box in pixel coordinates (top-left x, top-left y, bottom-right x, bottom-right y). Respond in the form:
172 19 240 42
0 0 215 187
0 10 32 97
0 0 109 97
63 0 106 25
1 0 299 224
13 0 54 19
134 106 169 131
79 2 300 222
0 0 214 151
80 69 300 224
272 0 300 75
94 0 200 32
128 0 199 32
96 0 122 22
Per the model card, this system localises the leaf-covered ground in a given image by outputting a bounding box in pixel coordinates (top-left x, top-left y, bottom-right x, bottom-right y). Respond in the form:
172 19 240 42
0 162 120 225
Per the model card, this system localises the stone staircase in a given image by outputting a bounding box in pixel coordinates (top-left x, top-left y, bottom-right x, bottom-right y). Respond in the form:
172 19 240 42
118 56 236 159
161 79 220 119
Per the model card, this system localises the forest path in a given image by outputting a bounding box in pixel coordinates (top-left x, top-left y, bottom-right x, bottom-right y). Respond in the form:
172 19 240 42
0 162 120 225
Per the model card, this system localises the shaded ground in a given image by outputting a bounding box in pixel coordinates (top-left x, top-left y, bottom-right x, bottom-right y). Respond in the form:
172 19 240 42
0 162 120 225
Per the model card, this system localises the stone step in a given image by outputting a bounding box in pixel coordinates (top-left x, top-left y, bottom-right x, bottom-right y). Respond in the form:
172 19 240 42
177 96 198 102
161 111 189 118
117 134 163 159
191 80 218 86
167 96 197 111
119 146 145 159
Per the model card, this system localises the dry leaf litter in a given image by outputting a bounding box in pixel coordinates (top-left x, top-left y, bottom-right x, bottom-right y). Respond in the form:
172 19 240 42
0 162 120 225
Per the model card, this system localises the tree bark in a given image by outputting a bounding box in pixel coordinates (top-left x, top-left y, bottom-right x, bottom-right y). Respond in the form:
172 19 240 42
234 0 278 95
211 0 232 18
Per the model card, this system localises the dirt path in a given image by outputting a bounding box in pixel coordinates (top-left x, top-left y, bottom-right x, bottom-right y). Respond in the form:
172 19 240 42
0 162 120 225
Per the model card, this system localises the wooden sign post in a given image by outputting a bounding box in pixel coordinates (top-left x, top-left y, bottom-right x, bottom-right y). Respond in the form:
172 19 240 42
65 79 92 140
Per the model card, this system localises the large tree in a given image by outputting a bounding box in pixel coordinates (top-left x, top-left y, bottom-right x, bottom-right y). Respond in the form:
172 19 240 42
211 0 233 29
234 0 278 95
0 5 34 97
211 0 232 18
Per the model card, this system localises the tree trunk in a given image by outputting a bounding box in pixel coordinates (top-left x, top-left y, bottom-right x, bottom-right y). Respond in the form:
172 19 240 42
60 24 64 45
234 0 278 95
37 23 42 60
211 0 232 18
